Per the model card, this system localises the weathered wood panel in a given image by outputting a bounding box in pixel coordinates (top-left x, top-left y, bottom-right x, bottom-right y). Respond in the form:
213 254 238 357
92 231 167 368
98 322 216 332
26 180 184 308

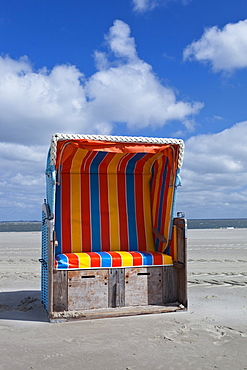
108 269 125 307
53 270 68 312
161 218 188 307
68 270 108 310
176 219 187 308
163 266 177 304
125 267 163 306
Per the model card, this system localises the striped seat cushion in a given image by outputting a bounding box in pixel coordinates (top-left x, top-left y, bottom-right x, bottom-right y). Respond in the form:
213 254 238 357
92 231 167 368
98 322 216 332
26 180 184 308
55 251 173 269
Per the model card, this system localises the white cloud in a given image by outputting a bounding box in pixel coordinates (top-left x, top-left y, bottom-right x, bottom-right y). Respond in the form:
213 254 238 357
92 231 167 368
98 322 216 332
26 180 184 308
0 57 87 145
0 20 202 147
0 143 46 220
183 19 247 72
105 20 137 61
177 121 247 218
132 0 191 12
132 0 156 12
0 19 203 220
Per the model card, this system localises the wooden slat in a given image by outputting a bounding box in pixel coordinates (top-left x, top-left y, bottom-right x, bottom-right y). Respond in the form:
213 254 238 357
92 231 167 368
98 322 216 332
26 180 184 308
173 218 188 308
53 270 68 312
108 268 125 308
152 228 167 243
163 266 177 304
50 304 184 321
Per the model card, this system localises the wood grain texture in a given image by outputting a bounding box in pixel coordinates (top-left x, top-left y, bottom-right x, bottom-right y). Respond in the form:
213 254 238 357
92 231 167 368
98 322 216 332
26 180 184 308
53 270 68 312
50 304 183 321
125 267 163 306
68 270 109 310
108 268 125 307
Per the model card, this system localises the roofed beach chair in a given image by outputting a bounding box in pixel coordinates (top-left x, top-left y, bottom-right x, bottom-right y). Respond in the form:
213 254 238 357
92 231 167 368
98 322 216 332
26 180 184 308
41 133 187 321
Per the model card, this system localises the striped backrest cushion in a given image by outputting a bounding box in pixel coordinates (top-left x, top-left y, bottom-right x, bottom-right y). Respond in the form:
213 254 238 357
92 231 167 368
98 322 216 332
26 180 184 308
54 140 178 255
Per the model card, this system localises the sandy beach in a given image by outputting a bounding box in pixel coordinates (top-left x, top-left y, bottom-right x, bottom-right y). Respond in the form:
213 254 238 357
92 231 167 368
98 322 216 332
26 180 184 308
0 229 247 370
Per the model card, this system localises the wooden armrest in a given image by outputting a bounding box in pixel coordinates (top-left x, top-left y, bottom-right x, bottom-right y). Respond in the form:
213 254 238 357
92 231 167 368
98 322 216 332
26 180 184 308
152 228 167 243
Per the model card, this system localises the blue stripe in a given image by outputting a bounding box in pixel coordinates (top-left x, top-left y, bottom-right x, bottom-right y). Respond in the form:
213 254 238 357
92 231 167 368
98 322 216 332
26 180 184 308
100 252 112 267
55 254 69 269
90 152 108 252
140 251 153 266
126 153 146 251
150 160 155 191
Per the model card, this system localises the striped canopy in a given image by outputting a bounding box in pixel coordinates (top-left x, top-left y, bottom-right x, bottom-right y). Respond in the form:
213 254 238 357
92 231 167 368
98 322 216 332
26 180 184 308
50 135 182 258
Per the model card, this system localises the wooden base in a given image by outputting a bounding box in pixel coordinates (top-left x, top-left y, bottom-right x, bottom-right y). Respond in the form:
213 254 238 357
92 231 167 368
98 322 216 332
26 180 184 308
51 264 187 320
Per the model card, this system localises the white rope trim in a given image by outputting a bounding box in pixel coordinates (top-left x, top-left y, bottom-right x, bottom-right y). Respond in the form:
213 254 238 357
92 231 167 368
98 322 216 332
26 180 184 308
50 133 185 168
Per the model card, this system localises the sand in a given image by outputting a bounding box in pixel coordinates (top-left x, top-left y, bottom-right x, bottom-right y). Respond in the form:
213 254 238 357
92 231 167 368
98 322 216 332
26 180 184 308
0 229 247 370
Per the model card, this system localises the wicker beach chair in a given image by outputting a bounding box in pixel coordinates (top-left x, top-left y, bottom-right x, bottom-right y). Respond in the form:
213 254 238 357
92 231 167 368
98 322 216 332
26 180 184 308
41 133 187 321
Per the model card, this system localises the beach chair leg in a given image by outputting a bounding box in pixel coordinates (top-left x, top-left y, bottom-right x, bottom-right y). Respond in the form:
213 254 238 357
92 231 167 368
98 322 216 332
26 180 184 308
163 218 187 308
53 270 68 312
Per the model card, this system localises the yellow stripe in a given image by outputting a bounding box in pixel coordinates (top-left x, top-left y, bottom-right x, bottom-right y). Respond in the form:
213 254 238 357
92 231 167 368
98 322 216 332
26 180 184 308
142 155 160 251
75 253 91 268
152 156 163 225
70 149 88 253
107 154 124 251
162 168 175 250
117 251 133 267
162 253 173 265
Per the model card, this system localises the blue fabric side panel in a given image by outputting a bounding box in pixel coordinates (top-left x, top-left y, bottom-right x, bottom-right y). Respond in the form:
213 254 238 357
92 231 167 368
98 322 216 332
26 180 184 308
90 152 107 252
172 169 181 220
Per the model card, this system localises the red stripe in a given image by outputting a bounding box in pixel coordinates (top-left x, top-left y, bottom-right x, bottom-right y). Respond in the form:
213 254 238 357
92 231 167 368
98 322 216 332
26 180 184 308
61 151 75 253
151 252 163 265
150 159 158 248
80 151 97 252
88 252 102 268
128 251 143 266
67 253 79 269
151 160 158 205
158 163 171 252
118 154 135 251
154 159 165 227
154 157 167 251
99 153 115 251
107 251 122 267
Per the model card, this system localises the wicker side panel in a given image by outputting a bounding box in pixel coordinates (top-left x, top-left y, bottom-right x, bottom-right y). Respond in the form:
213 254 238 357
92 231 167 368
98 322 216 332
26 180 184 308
41 152 56 312
41 211 49 311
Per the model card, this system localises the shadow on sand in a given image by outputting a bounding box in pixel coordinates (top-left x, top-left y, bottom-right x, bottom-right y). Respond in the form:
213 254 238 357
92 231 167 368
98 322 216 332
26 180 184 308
0 290 48 322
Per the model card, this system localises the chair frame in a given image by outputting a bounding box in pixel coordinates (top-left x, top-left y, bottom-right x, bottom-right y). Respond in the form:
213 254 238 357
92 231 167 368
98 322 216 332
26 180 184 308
41 133 187 321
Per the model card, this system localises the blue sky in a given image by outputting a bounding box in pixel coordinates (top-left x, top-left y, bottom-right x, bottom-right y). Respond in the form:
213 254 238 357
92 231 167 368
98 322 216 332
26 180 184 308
0 0 247 220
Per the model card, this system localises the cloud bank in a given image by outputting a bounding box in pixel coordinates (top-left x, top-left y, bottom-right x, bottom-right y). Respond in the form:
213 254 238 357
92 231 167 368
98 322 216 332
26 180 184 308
132 0 190 12
183 19 247 72
0 19 202 220
0 20 201 147
177 121 247 218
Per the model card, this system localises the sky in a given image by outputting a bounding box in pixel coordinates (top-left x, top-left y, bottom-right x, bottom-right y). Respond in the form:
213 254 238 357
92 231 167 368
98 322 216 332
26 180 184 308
0 0 247 221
